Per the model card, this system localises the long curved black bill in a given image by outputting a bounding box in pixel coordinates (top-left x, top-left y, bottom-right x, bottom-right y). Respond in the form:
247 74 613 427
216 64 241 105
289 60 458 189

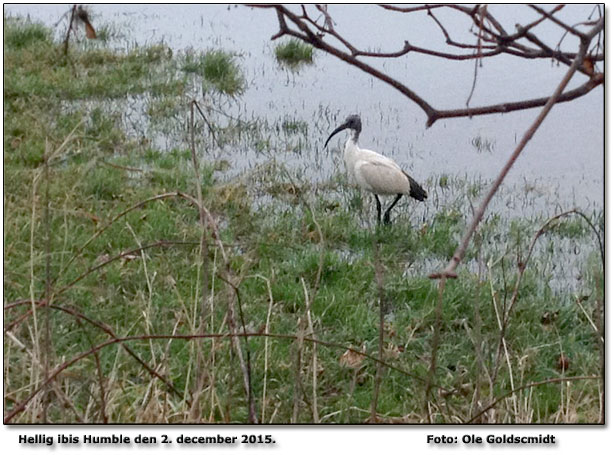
324 122 349 149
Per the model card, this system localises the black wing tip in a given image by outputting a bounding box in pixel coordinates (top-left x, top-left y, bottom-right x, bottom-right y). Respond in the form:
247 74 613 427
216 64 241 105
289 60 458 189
405 171 427 201
411 187 427 201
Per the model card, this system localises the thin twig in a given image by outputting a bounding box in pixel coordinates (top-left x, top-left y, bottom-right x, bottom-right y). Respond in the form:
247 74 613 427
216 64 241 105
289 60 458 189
62 5 77 56
188 99 210 421
487 263 517 417
57 191 188 284
424 276 446 422
247 274 274 424
302 278 320 423
217 273 258 423
3 329 451 423
73 315 108 422
193 100 221 149
5 299 187 407
189 101 256 422
529 4 586 39
42 139 52 422
54 240 191 298
1 331 424 422
465 5 486 108
370 233 386 423
28 155 44 422
573 296 603 343
292 315 305 423
430 29 597 280
466 375 599 423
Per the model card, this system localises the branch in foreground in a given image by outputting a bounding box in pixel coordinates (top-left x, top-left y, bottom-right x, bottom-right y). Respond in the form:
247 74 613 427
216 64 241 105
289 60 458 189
3 331 435 423
254 5 603 127
466 375 599 423
5 329 598 424
5 300 188 411
429 25 598 279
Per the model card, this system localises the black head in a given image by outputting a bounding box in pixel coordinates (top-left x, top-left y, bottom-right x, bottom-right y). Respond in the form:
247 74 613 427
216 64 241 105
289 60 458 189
324 114 362 148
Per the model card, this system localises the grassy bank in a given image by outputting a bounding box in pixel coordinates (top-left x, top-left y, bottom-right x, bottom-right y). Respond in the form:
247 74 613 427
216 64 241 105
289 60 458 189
3 16 604 423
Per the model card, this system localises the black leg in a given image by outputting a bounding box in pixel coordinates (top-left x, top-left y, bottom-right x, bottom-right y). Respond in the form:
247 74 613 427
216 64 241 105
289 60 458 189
383 194 403 224
374 194 382 225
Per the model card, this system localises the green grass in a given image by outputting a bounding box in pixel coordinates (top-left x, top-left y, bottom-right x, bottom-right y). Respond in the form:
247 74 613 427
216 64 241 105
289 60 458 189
552 216 590 239
281 117 308 135
181 49 245 96
275 39 314 69
3 17 182 102
4 17 51 48
3 17 604 424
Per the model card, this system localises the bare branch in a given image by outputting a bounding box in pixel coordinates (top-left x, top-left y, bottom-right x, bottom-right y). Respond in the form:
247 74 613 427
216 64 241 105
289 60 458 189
529 4 587 39
427 7 496 50
356 41 502 60
378 4 449 14
429 73 603 127
4 330 448 423
507 4 563 40
257 5 603 127
429 21 599 279
5 299 188 408
268 5 439 121
467 375 600 423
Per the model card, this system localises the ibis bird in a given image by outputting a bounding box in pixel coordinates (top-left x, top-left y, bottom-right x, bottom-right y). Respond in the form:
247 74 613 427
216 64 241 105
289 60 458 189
324 114 427 225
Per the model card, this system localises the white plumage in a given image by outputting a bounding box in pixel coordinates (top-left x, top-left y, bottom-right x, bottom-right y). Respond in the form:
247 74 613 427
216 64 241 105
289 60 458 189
325 114 426 224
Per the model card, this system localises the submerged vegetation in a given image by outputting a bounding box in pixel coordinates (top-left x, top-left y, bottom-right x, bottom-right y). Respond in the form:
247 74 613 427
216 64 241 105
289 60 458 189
471 134 496 154
3 17 604 424
182 49 246 96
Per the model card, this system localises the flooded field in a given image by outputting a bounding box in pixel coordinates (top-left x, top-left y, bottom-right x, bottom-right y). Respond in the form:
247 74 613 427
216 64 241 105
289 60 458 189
5 4 604 208
4 5 604 424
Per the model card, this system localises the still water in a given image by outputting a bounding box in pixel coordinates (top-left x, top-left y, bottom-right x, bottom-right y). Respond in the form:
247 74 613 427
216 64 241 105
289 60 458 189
5 4 604 214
